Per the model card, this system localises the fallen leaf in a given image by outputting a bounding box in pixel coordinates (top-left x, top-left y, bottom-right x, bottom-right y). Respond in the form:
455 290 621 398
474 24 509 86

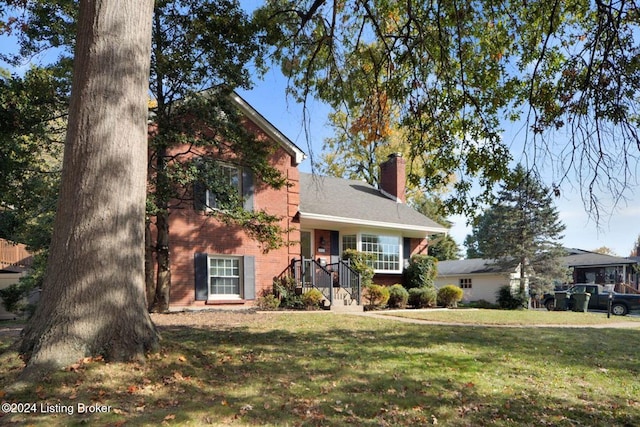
164 414 176 421
127 385 139 394
178 355 187 362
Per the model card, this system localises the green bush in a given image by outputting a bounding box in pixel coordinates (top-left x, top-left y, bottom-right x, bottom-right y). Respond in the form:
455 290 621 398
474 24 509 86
273 276 303 309
363 284 390 309
408 286 437 308
255 293 280 310
342 249 375 288
437 285 464 308
387 284 409 309
0 283 27 314
496 285 528 310
302 288 325 309
404 254 438 289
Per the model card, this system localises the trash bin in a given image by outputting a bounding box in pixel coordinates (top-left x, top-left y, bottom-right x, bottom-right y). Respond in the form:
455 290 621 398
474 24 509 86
571 292 590 312
554 292 569 310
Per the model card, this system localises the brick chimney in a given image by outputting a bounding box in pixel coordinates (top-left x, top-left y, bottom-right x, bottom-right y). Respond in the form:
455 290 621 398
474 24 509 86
379 153 406 203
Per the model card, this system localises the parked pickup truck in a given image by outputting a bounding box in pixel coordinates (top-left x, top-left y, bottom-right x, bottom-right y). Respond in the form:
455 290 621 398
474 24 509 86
542 284 640 315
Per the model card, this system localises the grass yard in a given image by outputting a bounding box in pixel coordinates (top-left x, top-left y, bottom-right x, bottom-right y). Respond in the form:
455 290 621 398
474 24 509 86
1 310 639 426
379 308 640 326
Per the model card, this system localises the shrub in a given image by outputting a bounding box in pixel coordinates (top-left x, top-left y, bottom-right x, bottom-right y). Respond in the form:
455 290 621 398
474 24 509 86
387 284 409 309
273 276 303 309
255 293 280 310
404 254 438 289
302 288 325 309
437 285 464 308
0 283 27 314
408 286 437 308
363 284 390 309
342 249 375 288
496 285 528 310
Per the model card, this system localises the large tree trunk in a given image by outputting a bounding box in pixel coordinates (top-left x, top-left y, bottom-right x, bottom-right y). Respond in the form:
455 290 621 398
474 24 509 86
20 0 159 375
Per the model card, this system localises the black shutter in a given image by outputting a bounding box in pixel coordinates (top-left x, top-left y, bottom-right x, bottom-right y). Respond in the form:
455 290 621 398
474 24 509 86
194 181 207 211
330 230 340 264
403 237 411 268
242 168 254 211
243 256 255 300
194 252 208 301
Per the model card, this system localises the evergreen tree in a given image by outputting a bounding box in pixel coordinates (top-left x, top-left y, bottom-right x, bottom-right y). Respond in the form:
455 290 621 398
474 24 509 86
465 165 567 294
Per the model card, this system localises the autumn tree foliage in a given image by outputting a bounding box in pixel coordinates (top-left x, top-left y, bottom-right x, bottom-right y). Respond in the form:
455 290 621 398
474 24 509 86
257 0 640 218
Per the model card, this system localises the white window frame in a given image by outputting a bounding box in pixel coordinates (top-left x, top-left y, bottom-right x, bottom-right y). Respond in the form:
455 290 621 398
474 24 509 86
341 232 402 274
205 163 242 211
207 255 242 299
459 278 472 289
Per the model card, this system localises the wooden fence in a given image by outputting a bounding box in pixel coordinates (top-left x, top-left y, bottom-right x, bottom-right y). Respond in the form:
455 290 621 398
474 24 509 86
0 239 33 271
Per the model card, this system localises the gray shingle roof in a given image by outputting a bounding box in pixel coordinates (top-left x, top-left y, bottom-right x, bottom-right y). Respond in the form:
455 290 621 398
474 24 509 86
436 259 512 276
562 248 638 267
298 173 447 233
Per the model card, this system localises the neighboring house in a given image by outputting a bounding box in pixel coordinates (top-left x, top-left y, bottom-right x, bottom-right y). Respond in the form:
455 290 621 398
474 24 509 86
167 93 448 310
562 248 639 291
434 259 526 304
0 239 32 320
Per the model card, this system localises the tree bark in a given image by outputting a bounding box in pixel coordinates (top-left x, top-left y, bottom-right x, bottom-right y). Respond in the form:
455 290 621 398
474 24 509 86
20 0 159 375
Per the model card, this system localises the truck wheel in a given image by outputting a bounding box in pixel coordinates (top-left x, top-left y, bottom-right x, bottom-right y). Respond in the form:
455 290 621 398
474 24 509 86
545 300 555 311
611 303 628 316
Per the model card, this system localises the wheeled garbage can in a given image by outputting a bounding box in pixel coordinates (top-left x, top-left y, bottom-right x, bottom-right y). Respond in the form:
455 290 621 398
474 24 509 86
554 292 569 310
571 292 591 313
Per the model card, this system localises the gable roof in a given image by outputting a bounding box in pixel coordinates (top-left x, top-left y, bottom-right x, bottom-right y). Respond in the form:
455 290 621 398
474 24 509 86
229 92 306 165
562 248 638 268
298 173 448 237
437 259 516 276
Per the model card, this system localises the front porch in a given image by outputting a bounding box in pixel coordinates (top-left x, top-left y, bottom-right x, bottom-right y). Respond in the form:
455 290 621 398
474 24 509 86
290 257 363 311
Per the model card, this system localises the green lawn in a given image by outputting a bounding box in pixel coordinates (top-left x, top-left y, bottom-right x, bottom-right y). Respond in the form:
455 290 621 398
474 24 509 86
379 308 640 325
1 310 639 426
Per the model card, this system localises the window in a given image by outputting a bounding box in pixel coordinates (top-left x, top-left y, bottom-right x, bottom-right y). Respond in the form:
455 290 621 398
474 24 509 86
205 164 242 210
195 253 255 301
362 234 400 271
459 278 472 289
209 256 241 298
342 233 401 272
342 235 357 251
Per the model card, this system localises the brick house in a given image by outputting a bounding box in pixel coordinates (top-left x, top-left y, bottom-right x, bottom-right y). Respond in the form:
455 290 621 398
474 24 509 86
167 93 448 310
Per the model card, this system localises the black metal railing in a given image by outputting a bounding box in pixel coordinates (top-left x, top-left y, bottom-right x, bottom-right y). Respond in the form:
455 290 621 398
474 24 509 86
291 257 361 306
327 259 361 305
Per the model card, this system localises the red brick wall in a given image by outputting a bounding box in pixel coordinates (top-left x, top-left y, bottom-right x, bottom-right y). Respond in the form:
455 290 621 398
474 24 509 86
166 129 301 309
379 153 406 203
